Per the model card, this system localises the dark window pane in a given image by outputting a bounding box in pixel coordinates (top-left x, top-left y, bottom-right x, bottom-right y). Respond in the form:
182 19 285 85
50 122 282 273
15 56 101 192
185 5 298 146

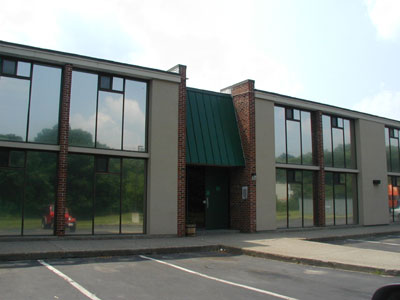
286 120 301 164
69 71 98 147
123 80 147 151
96 91 123 149
10 151 25 168
390 138 400 172
17 62 31 77
0 168 24 235
2 60 16 75
109 158 121 173
112 77 123 91
276 169 287 228
0 77 30 142
24 151 57 235
66 154 94 235
122 158 145 233
286 108 293 120
100 76 111 90
301 111 313 165
94 173 120 234
28 65 61 144
0 149 8 167
274 107 286 163
323 115 332 167
96 157 108 173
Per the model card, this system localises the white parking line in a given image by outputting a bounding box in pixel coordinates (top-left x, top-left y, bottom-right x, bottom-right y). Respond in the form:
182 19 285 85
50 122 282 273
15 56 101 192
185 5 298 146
139 255 299 300
347 239 400 246
38 260 102 300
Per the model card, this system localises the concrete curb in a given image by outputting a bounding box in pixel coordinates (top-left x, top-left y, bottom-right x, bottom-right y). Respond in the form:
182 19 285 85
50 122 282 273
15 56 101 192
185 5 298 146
0 245 221 262
221 246 400 277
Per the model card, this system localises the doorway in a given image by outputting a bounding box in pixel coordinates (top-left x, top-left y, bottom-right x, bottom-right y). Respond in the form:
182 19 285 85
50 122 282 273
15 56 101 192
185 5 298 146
187 166 229 229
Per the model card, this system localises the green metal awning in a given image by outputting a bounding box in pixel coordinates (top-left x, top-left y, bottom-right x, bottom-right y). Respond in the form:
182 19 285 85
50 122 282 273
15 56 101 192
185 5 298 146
186 88 245 166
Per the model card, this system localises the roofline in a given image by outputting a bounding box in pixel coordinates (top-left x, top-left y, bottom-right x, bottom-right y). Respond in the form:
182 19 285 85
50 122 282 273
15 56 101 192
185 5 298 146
187 86 232 98
0 40 181 83
255 89 400 127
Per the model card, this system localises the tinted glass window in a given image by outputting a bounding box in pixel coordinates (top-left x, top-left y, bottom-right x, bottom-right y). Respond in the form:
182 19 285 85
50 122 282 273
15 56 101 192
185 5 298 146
100 76 111 90
112 77 123 91
122 158 145 233
96 91 123 149
24 151 57 235
17 62 31 77
286 120 301 164
0 77 30 142
28 65 61 144
301 111 313 165
274 106 286 163
2 60 16 75
69 71 98 147
94 173 120 234
66 154 94 235
0 168 24 235
123 80 147 151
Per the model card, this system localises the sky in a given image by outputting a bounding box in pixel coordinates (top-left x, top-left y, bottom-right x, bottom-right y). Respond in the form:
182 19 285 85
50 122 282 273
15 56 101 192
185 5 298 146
0 0 399 120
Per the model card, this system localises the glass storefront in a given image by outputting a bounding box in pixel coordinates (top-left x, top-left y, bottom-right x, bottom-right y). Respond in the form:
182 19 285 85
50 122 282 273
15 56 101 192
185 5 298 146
66 154 145 235
276 168 314 228
0 149 57 236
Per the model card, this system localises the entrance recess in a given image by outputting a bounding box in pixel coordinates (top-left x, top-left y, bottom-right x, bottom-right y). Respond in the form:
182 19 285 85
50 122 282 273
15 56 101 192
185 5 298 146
187 167 229 229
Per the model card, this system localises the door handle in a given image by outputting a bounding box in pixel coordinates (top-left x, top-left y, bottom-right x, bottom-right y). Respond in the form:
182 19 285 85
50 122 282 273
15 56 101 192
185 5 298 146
203 198 209 208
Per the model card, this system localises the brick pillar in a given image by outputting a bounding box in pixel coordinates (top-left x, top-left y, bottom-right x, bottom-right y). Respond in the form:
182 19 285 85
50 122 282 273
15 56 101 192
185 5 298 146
230 80 256 233
312 111 325 226
55 64 72 236
177 65 187 237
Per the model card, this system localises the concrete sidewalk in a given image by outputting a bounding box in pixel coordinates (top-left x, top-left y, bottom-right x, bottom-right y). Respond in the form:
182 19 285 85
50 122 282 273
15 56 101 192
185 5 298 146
1 224 400 276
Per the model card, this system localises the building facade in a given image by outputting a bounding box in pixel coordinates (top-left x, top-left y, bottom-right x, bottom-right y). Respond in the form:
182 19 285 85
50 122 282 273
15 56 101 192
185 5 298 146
0 41 398 237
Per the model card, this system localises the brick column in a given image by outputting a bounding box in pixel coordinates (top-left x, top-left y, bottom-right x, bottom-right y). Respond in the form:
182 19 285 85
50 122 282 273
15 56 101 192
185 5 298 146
55 64 72 236
230 80 256 233
177 65 187 237
312 111 325 226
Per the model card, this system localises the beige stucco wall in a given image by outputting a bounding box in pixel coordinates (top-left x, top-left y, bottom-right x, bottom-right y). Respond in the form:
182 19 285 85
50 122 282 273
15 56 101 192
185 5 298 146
146 79 179 234
355 119 389 225
255 98 277 230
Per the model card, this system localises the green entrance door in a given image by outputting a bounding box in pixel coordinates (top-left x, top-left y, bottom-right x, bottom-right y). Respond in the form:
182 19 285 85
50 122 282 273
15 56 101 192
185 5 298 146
205 168 229 229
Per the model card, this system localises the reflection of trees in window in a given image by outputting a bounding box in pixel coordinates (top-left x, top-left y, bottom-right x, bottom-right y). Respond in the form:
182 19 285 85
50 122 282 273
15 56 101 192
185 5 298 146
0 148 57 236
323 115 355 169
69 70 147 152
66 154 145 235
0 57 61 145
325 172 357 226
274 106 313 165
276 168 314 228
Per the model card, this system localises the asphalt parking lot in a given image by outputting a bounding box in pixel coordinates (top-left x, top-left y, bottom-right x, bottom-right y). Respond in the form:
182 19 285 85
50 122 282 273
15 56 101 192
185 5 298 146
0 251 397 300
325 234 400 253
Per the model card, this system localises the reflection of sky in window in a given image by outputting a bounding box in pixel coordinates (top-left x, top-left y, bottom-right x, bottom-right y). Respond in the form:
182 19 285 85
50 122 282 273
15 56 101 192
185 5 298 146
97 91 123 149
301 111 312 163
70 71 98 146
0 77 30 140
123 80 146 151
286 120 301 163
28 65 61 143
274 107 286 161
